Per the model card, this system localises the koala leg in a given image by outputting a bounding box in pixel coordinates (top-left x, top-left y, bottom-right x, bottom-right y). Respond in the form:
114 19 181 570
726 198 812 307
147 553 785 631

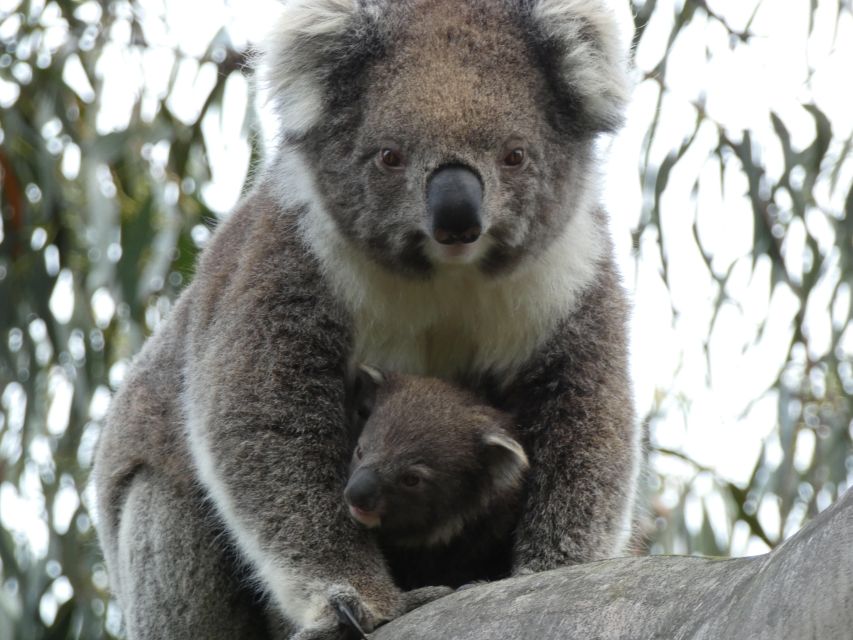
114 472 283 640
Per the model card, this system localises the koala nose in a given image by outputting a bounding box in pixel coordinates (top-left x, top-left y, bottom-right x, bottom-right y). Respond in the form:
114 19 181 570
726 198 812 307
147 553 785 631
344 468 381 512
426 165 483 244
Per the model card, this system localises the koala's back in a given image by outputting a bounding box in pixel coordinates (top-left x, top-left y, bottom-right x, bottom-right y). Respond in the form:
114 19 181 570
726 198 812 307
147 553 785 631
91 186 354 637
93 301 191 539
91 190 328 571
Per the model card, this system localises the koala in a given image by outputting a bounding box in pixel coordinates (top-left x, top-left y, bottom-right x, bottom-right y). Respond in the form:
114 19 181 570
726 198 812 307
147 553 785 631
345 367 528 590
92 1 640 639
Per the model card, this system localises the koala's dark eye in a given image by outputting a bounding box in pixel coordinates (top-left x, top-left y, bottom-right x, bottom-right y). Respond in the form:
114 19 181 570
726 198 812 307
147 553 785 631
354 445 364 460
503 148 525 167
378 148 404 169
400 472 420 488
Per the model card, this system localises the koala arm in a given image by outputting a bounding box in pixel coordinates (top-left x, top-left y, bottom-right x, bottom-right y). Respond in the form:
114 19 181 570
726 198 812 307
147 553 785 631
508 267 639 571
183 209 402 633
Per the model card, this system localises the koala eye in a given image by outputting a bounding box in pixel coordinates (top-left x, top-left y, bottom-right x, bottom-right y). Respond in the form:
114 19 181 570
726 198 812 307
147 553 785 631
354 445 364 460
378 148 405 169
502 148 525 168
400 472 421 488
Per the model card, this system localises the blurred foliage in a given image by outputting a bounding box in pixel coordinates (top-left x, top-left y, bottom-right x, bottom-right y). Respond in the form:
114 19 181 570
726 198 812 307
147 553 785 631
0 0 252 637
631 0 853 556
0 0 850 638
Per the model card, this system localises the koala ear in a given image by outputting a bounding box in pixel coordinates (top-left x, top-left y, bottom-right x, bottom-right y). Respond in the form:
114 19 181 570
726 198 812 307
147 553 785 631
483 432 529 495
357 364 385 388
526 0 632 133
346 364 385 440
255 0 385 138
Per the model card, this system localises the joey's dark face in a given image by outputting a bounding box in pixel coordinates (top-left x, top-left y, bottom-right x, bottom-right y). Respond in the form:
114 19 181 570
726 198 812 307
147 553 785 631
344 420 487 539
302 0 597 277
343 369 527 543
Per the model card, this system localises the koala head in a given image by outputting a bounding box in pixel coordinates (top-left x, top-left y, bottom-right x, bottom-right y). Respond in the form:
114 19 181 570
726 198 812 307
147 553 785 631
258 0 630 277
343 366 528 546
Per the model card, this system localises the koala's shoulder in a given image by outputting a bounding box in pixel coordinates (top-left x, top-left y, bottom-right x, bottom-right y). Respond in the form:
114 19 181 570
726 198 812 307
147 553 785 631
189 185 342 333
196 188 311 285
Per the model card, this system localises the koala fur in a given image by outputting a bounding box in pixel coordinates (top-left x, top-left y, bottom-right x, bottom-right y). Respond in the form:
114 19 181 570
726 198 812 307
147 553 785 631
345 368 528 590
93 1 640 638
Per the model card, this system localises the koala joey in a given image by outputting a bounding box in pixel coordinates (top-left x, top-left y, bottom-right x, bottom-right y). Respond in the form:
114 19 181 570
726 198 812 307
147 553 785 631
345 366 528 591
93 1 640 639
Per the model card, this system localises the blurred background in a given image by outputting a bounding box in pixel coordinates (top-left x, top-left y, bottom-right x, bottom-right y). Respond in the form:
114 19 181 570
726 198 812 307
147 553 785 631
0 0 851 637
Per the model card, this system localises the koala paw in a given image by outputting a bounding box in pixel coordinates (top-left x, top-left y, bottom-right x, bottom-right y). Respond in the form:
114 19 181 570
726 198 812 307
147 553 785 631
290 583 403 640
326 584 384 639
456 580 489 591
400 585 454 611
290 597 368 640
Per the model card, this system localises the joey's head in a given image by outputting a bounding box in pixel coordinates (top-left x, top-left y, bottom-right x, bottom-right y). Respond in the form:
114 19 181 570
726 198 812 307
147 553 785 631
343 366 528 546
258 0 631 277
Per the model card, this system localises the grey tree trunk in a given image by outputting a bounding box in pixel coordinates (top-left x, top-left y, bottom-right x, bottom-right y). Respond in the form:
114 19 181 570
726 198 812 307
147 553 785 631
375 489 853 639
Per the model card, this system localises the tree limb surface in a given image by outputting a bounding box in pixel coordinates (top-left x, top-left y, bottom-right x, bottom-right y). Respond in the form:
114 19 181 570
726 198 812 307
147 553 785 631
374 489 852 639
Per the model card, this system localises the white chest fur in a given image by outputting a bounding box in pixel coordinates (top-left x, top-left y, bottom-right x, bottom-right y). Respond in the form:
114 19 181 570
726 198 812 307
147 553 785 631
300 203 603 381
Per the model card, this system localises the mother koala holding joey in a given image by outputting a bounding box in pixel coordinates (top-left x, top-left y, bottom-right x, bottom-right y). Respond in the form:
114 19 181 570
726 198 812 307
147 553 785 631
93 0 640 638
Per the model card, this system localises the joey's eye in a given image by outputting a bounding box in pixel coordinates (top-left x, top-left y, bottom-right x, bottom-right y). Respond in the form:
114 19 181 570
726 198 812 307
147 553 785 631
503 148 525 167
378 148 404 169
354 445 364 460
400 473 420 488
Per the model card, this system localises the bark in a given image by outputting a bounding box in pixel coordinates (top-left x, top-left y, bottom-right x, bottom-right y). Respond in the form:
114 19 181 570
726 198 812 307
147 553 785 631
374 489 852 639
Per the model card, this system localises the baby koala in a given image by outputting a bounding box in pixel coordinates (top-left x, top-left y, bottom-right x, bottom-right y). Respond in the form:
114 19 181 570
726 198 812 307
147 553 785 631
344 366 529 590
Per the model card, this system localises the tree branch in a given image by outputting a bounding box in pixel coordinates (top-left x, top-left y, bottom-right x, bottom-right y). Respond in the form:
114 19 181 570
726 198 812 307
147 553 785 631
375 489 852 639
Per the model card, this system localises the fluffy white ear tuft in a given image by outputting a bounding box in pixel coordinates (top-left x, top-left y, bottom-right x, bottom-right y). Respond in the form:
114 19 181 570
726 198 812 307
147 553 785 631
530 0 632 132
357 363 385 386
484 432 529 494
254 0 360 137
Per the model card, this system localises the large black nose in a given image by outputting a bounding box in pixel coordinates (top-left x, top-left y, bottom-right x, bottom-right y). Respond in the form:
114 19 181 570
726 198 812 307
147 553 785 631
344 468 381 512
426 165 483 244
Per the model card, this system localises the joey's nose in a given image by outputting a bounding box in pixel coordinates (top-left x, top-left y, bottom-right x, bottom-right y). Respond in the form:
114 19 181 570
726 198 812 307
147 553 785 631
344 468 381 512
427 165 483 245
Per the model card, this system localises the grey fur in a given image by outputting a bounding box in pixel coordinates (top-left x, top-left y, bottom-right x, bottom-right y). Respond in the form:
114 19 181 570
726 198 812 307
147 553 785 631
94 301 288 639
93 1 639 638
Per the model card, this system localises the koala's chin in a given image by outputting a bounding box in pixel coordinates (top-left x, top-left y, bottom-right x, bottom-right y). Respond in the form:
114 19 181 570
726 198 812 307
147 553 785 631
423 235 493 268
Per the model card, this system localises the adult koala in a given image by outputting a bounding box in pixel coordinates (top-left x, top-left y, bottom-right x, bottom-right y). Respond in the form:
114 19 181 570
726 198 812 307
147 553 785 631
93 0 640 638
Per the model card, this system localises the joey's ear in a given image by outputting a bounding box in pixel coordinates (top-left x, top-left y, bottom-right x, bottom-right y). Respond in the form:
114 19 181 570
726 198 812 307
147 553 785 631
357 364 385 388
346 364 385 440
483 432 529 494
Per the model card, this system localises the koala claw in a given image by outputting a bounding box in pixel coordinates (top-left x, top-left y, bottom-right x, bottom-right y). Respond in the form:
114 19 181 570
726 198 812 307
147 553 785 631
326 584 381 639
331 599 368 639
290 585 385 640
